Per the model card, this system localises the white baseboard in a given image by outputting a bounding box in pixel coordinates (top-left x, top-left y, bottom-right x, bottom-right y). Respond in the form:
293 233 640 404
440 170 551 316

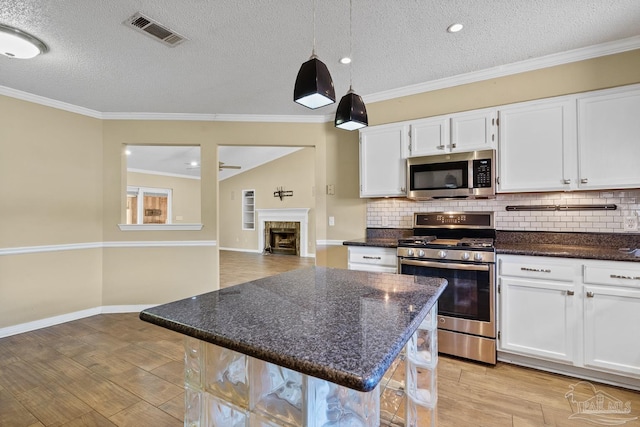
219 247 316 258
219 247 262 253
0 305 158 338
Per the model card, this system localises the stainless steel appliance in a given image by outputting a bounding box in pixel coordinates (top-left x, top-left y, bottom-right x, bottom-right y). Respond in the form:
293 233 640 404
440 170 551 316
406 149 495 200
397 211 496 364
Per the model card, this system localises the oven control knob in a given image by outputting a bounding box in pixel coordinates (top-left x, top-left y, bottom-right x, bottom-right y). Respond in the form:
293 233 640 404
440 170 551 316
461 252 470 260
474 252 484 261
418 250 426 257
437 250 447 259
407 249 414 257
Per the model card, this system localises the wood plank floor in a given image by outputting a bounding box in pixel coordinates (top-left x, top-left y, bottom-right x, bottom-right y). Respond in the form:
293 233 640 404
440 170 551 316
0 250 638 426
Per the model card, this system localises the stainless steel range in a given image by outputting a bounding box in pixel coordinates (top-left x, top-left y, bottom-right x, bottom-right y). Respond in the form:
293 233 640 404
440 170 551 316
397 211 496 364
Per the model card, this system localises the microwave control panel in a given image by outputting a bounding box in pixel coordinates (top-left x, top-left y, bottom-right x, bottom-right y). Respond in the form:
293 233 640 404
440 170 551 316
473 159 492 188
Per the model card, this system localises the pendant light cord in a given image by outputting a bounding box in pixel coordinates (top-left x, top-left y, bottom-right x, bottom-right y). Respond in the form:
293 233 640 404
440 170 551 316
312 0 317 57
349 0 353 91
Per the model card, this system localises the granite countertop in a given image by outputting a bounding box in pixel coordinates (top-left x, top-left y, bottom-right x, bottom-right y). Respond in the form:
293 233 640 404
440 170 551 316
140 266 447 392
496 243 640 262
342 237 400 248
495 231 640 262
344 229 640 262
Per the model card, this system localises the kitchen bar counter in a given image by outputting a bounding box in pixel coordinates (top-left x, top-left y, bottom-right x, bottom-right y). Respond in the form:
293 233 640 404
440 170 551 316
141 267 446 426
140 267 446 391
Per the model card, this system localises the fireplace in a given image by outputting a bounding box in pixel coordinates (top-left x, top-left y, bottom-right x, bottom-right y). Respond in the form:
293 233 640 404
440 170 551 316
265 222 300 255
257 208 310 258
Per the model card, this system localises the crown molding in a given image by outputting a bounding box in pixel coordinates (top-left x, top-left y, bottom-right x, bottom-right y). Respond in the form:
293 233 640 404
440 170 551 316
364 35 640 104
0 86 103 118
2 36 639 122
101 112 327 123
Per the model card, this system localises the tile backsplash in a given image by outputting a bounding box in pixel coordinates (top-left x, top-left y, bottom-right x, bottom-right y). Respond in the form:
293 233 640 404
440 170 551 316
367 190 640 233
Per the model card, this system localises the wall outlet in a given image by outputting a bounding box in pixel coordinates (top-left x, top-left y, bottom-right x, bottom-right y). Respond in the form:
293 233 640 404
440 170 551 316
623 212 638 231
328 216 335 226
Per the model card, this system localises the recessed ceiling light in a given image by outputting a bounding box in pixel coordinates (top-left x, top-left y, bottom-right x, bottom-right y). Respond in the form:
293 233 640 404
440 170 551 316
447 23 464 33
125 150 132 155
190 161 198 166
339 57 351 65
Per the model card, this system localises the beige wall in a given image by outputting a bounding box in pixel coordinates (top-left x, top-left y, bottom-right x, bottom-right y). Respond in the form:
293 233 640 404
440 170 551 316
1 49 639 330
127 171 201 223
0 97 103 328
219 148 316 252
0 97 103 248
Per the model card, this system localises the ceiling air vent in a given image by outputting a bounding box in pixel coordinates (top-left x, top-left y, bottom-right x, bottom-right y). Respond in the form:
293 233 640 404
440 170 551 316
124 12 188 47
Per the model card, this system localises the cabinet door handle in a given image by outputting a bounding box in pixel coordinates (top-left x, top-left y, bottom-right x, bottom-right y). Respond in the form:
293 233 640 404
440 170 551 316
362 256 381 260
586 291 595 298
566 290 575 296
451 143 457 149
581 178 588 184
563 179 571 184
492 134 495 142
437 145 445 150
610 274 640 280
400 187 406 193
521 267 551 273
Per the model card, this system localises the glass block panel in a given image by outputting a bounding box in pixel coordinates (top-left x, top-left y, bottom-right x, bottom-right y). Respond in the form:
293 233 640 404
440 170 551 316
405 362 437 408
204 342 249 409
406 328 437 368
250 359 305 426
307 376 380 427
380 385 405 425
205 394 248 427
185 386 203 427
419 303 437 331
405 395 437 427
185 337 203 388
248 412 287 427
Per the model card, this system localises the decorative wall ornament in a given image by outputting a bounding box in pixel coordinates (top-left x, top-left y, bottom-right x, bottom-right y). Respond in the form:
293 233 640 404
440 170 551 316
274 187 293 201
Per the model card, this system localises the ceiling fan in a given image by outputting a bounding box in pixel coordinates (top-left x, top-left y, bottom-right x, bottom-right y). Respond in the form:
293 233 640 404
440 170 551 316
219 161 241 171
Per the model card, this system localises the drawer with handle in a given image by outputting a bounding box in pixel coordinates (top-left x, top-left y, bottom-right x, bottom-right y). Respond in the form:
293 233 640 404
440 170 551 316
347 246 397 266
499 256 576 282
584 264 640 288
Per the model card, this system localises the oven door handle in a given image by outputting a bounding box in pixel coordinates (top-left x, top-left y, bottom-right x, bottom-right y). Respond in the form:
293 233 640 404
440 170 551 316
400 259 490 272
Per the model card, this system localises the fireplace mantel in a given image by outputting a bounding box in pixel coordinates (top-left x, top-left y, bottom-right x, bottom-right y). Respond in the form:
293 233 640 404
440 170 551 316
257 208 310 257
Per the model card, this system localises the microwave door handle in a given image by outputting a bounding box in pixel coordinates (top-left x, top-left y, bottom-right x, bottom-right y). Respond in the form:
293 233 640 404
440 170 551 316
401 259 489 272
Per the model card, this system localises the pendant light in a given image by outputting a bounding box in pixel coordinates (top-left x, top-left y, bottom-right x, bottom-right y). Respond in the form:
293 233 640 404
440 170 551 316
0 23 48 59
293 0 335 109
334 0 368 131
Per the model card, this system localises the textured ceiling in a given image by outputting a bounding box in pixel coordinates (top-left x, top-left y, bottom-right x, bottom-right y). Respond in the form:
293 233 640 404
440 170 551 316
1 0 639 117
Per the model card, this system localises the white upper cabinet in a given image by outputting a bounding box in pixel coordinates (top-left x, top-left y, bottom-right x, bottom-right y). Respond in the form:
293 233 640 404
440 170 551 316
359 123 408 197
577 86 640 190
450 108 497 152
497 97 577 192
407 108 497 157
408 116 450 156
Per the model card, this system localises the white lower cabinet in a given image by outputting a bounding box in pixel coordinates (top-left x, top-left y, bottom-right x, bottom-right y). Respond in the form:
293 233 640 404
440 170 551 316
498 255 640 381
499 277 577 363
347 246 397 273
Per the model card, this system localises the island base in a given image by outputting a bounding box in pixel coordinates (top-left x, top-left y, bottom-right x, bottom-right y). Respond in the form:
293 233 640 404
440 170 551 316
183 306 438 426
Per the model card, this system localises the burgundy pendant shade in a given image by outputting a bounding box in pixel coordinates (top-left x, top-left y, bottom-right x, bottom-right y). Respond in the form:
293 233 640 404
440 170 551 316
334 88 368 131
293 56 336 109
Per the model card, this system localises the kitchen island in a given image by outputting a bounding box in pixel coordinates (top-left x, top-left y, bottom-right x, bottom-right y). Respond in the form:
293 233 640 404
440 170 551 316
140 266 446 426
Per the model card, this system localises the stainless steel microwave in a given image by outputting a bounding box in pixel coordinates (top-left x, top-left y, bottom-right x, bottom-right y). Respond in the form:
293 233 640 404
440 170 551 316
406 149 495 200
